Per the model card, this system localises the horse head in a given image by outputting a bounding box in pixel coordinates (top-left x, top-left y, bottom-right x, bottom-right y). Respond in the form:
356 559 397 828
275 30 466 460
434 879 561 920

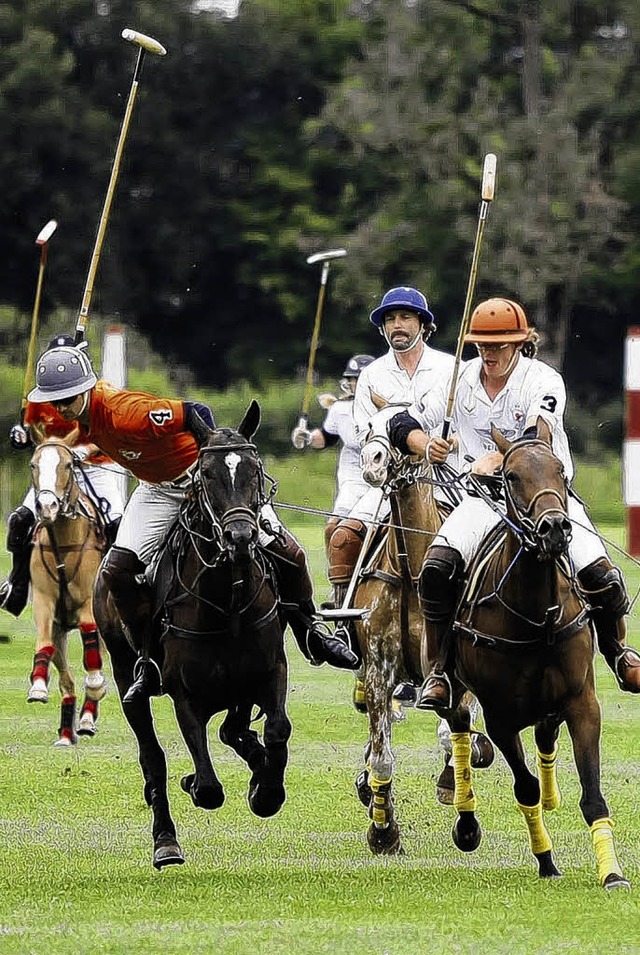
30 429 80 525
360 393 411 487
196 400 265 562
491 417 572 559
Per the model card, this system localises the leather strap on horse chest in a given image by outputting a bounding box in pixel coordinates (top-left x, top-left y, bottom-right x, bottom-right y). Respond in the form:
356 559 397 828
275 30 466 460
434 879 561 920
455 607 591 654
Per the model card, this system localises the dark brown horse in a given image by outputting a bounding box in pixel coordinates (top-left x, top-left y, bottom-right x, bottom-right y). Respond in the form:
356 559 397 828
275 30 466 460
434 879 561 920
352 404 492 854
94 401 291 869
28 433 108 743
439 417 629 889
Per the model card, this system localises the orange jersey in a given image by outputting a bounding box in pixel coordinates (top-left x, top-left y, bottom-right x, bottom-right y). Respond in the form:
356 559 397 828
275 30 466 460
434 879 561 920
24 401 112 465
79 381 199 483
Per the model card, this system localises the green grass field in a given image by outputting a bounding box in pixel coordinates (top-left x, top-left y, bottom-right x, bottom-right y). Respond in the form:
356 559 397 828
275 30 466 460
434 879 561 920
0 506 639 953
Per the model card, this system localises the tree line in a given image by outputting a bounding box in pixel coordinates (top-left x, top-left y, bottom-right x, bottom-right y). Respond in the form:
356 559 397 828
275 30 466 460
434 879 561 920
2 0 639 418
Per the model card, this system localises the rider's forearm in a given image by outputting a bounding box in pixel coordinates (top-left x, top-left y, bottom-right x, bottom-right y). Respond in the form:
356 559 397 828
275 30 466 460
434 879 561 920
405 429 429 456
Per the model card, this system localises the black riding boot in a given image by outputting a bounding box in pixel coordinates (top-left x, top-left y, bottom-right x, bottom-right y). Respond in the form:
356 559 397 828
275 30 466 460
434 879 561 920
0 506 35 617
578 558 640 693
265 530 359 670
415 545 465 710
330 581 362 667
104 516 122 550
101 546 162 702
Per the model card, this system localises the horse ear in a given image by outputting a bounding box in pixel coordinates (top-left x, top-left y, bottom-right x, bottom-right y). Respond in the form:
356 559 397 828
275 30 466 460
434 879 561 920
30 422 46 446
536 415 552 446
62 425 81 447
370 389 388 410
238 399 261 440
491 423 511 455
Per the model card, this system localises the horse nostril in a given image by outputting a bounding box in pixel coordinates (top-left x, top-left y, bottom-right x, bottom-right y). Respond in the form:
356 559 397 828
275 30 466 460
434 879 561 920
538 517 552 537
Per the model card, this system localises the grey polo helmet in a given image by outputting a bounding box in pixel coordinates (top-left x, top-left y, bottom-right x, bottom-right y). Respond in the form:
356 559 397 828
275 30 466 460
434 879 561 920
28 346 98 403
342 354 375 378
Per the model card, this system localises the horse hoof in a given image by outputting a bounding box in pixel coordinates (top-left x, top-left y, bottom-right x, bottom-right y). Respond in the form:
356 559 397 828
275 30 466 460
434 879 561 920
153 842 185 870
27 679 49 704
471 731 495 769
367 820 402 855
248 783 286 818
536 850 562 878
435 762 455 806
355 770 373 808
452 812 481 853
84 672 107 701
603 872 631 891
180 774 225 810
76 715 97 737
53 733 77 748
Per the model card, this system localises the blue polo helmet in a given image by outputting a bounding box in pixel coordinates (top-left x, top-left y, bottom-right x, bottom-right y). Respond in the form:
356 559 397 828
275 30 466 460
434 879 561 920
369 287 435 328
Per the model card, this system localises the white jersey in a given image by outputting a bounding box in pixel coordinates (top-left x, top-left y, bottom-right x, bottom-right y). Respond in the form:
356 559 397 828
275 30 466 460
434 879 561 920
353 344 456 446
409 354 574 481
322 397 370 517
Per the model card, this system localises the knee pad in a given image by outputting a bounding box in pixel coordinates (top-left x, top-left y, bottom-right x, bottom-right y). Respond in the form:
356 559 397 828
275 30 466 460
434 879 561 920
7 506 35 551
419 546 464 623
328 519 366 583
578 559 629 617
324 517 340 556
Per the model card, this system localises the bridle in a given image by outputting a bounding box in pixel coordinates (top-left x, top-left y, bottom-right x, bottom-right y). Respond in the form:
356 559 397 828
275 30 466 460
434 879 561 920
192 440 271 557
32 441 78 517
501 440 570 550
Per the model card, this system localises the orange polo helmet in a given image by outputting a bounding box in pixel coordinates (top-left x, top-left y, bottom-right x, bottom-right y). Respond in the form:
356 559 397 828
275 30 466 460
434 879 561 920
465 298 529 344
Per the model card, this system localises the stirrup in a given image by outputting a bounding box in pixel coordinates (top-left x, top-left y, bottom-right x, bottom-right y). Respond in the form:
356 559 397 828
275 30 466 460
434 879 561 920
122 656 162 703
415 670 453 710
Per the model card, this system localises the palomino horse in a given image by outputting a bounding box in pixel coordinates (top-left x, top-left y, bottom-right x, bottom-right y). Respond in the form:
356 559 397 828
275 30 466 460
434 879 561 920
28 433 109 744
353 404 492 854
93 401 291 870
439 418 629 889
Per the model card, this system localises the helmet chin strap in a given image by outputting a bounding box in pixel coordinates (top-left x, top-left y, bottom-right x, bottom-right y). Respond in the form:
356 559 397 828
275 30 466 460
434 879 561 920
78 391 89 416
381 327 424 353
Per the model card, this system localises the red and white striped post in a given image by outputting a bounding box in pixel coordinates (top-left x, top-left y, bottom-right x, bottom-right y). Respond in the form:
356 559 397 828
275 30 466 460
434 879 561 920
624 326 640 555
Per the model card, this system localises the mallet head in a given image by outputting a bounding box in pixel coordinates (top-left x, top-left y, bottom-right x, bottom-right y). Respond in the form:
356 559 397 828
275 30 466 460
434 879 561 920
36 220 57 246
121 29 167 56
306 248 347 265
481 153 497 202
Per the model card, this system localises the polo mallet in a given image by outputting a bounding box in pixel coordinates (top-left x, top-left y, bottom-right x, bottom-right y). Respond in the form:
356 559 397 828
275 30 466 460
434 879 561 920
22 219 58 412
74 29 167 345
295 248 347 436
441 153 497 440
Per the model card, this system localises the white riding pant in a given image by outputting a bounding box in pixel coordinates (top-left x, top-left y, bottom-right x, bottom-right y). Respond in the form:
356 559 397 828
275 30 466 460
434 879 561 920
346 486 390 525
333 479 374 519
24 463 126 523
115 479 282 566
432 492 606 573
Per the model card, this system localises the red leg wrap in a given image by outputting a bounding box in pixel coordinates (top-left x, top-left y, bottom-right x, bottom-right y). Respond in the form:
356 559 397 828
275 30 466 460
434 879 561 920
31 645 55 682
81 698 98 718
80 624 102 671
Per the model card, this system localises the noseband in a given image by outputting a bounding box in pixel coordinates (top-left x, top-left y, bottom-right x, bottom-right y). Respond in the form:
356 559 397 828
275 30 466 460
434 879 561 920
32 442 77 516
501 440 569 548
195 441 266 553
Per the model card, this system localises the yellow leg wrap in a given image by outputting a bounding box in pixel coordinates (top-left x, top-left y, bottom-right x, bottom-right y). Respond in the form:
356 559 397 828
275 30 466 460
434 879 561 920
590 817 623 885
517 801 553 855
451 732 476 812
353 678 366 707
536 744 561 811
370 773 392 827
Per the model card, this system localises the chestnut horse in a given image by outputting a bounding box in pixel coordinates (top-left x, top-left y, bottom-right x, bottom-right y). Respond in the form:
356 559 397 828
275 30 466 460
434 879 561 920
94 402 291 870
352 404 492 854
28 433 109 744
439 418 629 889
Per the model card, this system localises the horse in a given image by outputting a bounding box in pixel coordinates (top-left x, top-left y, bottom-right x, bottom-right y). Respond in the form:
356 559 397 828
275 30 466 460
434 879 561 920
28 432 109 744
93 401 291 870
439 417 629 889
351 403 493 854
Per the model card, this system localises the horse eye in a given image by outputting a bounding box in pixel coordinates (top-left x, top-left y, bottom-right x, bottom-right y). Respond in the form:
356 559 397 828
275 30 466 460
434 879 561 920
505 471 517 484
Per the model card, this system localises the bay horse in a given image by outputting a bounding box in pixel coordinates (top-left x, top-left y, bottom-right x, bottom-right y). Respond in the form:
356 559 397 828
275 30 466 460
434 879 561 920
93 401 291 870
352 403 492 855
439 417 629 889
28 432 109 744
